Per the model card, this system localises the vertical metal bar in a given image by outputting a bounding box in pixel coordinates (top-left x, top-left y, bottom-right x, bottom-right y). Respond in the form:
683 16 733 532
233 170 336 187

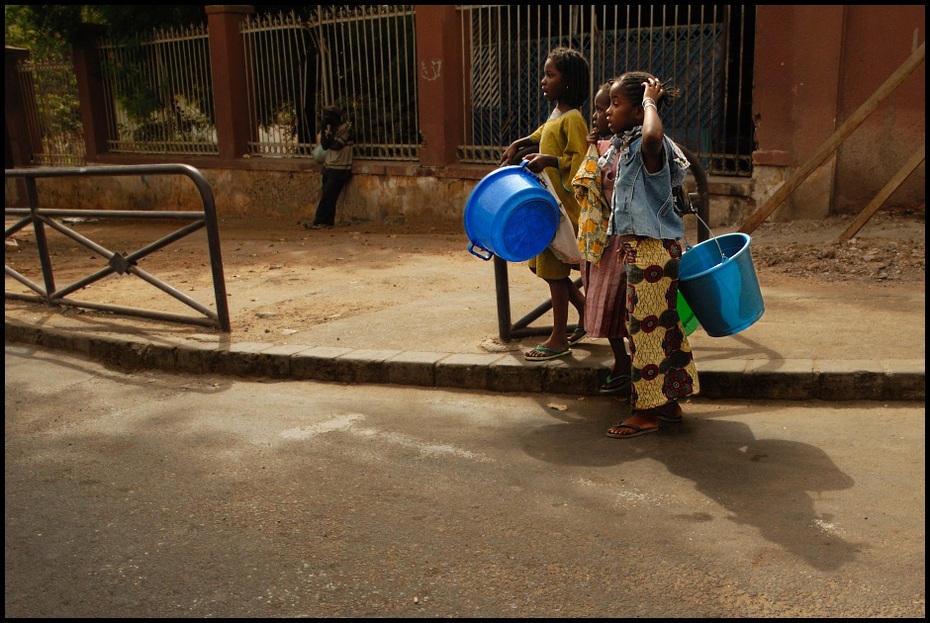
460 7 468 153
242 16 256 153
258 15 271 151
388 8 399 152
493 256 512 342
386 9 397 151
610 5 618 80
270 14 282 149
24 177 55 301
272 15 284 149
735 6 747 173
351 8 365 149
712 5 723 171
245 17 259 152
190 169 230 332
175 28 187 150
379 8 392 152
403 7 416 155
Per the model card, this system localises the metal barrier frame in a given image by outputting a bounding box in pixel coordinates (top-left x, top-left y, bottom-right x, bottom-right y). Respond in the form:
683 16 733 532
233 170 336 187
4 164 230 332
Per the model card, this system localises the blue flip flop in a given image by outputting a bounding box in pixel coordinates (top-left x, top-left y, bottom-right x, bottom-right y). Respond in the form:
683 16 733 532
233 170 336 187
567 327 587 345
524 345 571 362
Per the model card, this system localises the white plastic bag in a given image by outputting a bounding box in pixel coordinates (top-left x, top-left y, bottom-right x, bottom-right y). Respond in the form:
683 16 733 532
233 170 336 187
312 133 328 164
536 172 582 265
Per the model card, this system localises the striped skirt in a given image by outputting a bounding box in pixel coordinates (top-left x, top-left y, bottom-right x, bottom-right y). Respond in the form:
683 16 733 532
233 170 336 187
580 235 627 339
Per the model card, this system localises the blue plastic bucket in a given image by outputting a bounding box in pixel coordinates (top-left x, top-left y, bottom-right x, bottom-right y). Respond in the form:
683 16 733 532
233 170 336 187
678 233 764 337
677 290 699 336
464 161 559 262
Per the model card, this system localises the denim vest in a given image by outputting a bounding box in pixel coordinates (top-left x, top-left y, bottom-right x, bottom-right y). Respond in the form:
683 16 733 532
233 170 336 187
609 136 684 240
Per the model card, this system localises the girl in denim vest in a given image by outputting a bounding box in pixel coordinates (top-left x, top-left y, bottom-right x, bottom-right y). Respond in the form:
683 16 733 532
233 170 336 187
602 72 700 438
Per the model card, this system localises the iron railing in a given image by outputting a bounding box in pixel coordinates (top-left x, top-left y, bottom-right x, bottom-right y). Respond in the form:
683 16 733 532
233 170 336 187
241 6 420 160
307 5 419 161
15 58 86 166
457 5 755 176
241 11 315 157
98 25 219 155
14 5 753 175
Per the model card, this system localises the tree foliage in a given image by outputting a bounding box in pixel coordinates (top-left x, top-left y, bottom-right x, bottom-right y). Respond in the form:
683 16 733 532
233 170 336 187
5 5 322 54
5 5 209 55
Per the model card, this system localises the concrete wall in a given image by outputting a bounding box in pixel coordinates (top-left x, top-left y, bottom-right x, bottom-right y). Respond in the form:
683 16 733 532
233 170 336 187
4 161 748 231
833 5 925 214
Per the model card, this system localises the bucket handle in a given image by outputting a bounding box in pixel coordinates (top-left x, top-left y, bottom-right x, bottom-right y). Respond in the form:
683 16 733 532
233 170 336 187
468 240 493 261
683 211 729 261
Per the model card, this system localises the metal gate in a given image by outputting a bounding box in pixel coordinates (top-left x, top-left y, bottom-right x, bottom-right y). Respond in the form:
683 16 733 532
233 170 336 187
457 5 755 176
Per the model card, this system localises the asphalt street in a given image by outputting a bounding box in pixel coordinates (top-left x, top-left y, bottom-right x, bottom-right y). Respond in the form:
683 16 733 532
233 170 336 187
5 344 925 617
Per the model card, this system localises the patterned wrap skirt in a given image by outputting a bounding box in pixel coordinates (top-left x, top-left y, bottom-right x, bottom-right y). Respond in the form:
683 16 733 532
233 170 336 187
621 236 700 410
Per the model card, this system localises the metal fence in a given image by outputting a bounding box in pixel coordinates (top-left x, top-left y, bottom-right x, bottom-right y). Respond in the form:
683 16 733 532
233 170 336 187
457 5 755 176
15 58 86 166
305 5 419 161
14 5 753 175
240 6 420 161
241 11 314 157
98 24 219 155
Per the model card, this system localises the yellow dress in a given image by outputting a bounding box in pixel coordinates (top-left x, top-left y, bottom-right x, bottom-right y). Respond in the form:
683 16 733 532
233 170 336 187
526 108 588 280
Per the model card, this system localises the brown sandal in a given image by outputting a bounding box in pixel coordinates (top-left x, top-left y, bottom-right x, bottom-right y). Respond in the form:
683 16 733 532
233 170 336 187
606 423 658 438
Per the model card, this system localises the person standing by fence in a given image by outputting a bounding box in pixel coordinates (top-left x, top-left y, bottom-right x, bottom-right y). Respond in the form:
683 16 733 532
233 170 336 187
304 106 354 229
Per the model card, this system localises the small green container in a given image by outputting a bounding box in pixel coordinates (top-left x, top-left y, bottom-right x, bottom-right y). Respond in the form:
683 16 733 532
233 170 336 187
677 290 699 336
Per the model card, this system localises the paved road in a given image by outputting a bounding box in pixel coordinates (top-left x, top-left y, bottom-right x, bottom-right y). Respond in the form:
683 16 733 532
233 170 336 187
5 345 925 617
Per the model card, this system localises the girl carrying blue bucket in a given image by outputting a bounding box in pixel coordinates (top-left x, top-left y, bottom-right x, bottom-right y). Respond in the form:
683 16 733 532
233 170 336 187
601 71 701 439
499 47 589 362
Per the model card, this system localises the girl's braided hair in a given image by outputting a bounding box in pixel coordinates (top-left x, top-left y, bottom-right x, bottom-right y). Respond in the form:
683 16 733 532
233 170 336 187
548 46 590 109
614 71 681 111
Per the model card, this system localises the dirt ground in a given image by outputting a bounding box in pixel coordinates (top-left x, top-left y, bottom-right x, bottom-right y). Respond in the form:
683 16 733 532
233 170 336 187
4 207 925 340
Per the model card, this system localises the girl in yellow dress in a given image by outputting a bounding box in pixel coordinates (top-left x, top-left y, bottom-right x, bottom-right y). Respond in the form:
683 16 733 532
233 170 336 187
499 47 590 361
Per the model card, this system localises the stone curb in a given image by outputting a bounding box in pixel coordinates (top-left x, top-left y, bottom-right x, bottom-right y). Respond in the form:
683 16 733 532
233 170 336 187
5 319 925 401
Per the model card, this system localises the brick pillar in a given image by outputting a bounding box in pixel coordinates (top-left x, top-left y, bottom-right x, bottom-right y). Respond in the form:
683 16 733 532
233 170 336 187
414 5 465 167
72 24 114 161
206 5 255 160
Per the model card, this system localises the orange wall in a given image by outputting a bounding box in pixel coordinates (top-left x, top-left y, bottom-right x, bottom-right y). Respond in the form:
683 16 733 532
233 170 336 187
753 5 925 218
834 4 925 214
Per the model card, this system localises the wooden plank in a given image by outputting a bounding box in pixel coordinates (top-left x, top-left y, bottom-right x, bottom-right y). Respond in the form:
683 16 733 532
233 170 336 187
837 148 925 241
740 42 925 235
